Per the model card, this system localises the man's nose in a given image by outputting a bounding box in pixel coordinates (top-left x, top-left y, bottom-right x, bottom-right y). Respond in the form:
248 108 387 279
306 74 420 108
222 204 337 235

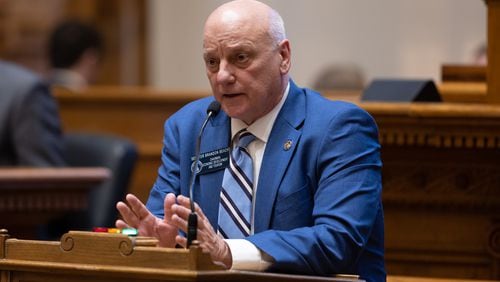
216 61 235 85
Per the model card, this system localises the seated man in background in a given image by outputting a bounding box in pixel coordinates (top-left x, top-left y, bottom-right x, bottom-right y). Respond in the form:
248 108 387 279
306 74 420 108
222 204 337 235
47 20 103 91
116 1 384 281
0 60 66 166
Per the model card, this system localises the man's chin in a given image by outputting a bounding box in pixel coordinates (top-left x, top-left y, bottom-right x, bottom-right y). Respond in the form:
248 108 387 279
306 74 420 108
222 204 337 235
222 107 251 123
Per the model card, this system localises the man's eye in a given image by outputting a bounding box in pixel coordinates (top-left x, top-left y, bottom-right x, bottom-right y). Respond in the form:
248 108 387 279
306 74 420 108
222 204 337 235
236 53 249 62
206 58 219 70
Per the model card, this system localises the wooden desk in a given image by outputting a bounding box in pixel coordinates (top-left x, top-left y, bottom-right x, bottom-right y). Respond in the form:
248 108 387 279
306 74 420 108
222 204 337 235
0 231 363 282
322 83 490 104
441 65 486 83
362 102 500 279
438 82 487 103
0 168 110 239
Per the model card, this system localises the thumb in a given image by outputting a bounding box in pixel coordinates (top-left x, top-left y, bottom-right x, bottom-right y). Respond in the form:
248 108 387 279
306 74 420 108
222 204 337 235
164 193 176 223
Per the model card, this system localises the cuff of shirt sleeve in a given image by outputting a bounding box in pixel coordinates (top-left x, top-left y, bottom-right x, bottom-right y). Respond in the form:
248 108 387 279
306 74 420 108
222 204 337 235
225 239 273 272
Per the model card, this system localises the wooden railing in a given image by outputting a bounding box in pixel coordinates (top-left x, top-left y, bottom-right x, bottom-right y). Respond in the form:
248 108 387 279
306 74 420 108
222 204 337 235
0 230 360 282
0 167 109 239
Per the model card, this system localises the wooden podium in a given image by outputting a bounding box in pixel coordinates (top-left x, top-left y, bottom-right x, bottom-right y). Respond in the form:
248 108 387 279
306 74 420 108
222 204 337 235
0 230 363 282
0 168 110 239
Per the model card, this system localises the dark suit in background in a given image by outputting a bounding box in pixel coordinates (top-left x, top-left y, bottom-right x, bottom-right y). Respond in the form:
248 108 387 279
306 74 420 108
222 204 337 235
0 60 65 166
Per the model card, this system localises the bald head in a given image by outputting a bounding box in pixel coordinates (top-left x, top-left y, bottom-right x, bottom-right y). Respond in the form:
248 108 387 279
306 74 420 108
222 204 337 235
204 0 286 46
202 0 291 124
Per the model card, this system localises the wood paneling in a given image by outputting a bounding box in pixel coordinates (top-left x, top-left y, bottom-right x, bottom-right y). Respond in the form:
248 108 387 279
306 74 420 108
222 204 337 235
0 168 109 239
362 102 500 279
54 87 210 202
438 82 487 103
0 0 146 85
441 65 486 83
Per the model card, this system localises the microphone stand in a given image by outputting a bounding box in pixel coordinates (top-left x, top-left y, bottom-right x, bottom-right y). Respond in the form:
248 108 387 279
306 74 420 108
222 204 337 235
186 101 220 248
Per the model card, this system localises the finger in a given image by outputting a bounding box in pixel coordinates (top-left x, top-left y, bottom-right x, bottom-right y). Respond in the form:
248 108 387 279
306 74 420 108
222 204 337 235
193 201 207 219
171 214 188 233
186 200 212 233
177 195 207 220
163 193 176 224
125 194 151 220
172 202 193 220
174 197 214 235
176 235 187 248
116 201 140 227
176 195 192 209
197 216 216 238
115 219 130 229
157 223 177 248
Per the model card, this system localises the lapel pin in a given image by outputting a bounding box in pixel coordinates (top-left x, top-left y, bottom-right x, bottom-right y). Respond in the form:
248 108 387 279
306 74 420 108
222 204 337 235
283 139 293 151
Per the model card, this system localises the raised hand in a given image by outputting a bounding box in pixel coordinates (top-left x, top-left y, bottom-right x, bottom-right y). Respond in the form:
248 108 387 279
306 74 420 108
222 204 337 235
171 195 232 268
116 193 178 247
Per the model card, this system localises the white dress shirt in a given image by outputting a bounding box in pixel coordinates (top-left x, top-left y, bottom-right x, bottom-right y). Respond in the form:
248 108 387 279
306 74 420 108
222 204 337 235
225 82 290 271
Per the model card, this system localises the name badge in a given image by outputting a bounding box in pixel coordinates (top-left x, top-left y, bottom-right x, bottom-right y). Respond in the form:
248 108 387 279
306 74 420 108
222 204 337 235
190 147 230 175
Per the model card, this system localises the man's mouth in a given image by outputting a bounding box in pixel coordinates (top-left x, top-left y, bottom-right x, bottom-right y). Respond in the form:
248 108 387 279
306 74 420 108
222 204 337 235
223 93 243 98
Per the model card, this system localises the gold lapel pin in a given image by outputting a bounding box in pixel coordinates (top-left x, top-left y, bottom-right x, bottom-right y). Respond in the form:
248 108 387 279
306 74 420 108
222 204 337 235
283 139 293 151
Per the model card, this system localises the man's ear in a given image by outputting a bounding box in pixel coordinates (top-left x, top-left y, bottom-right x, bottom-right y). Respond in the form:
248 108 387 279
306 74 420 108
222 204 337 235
278 39 291 74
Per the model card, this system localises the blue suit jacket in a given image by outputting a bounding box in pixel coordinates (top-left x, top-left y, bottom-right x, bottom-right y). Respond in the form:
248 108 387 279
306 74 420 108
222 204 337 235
147 80 385 282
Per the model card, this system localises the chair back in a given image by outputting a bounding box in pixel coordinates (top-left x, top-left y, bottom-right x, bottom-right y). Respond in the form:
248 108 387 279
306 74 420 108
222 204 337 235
65 132 138 228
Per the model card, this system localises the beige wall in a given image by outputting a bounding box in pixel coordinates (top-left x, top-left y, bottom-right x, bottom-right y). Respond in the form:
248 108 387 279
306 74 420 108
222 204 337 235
147 0 486 91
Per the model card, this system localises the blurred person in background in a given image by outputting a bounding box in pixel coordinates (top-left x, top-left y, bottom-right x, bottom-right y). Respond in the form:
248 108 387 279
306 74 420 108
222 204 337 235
0 60 66 166
313 63 366 92
473 42 487 66
47 20 103 91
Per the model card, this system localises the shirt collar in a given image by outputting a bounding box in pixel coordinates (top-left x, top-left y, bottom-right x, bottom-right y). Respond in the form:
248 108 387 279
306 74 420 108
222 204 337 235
50 69 88 91
231 81 290 143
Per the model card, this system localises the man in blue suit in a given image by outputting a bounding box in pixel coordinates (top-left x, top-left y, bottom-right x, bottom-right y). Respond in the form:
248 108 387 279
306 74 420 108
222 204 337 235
116 0 385 281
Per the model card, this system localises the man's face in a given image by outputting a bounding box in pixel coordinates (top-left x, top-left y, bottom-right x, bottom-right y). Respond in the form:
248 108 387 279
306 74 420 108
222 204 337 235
203 15 289 125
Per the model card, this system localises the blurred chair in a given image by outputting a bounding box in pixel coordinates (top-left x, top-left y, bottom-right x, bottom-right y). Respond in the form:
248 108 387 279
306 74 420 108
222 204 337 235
40 132 137 238
313 63 366 92
65 132 138 229
312 63 366 103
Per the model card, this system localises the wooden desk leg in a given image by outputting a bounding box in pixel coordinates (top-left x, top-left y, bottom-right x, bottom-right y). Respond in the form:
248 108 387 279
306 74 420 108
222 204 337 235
0 229 11 282
0 229 9 259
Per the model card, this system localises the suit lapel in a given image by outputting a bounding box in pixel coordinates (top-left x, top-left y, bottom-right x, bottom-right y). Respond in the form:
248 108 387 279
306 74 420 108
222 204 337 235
254 81 306 232
198 109 230 226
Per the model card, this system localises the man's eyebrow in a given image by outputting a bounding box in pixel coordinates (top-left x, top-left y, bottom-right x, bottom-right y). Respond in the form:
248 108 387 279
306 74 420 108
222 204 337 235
203 50 216 57
202 43 254 57
226 42 253 50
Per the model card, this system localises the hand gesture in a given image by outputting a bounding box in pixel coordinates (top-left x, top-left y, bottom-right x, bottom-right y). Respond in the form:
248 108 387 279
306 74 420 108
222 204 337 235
170 195 232 268
116 193 178 248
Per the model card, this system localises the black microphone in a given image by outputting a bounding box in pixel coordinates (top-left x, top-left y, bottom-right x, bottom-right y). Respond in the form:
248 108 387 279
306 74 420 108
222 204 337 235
187 100 221 248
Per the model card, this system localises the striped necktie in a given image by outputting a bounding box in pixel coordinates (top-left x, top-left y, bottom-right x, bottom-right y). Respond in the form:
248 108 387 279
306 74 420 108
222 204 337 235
218 129 256 239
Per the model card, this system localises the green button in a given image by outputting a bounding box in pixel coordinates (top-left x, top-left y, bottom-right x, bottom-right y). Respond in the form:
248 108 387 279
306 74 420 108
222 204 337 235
121 228 138 236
